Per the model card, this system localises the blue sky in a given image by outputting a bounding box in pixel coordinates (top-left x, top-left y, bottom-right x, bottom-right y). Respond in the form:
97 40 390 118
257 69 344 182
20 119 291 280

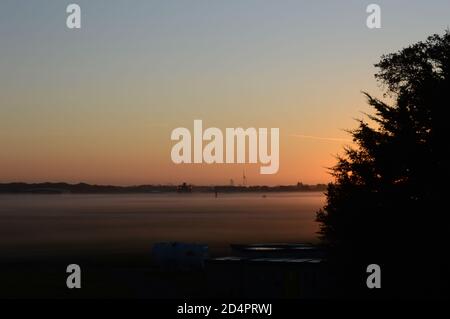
1 1 449 185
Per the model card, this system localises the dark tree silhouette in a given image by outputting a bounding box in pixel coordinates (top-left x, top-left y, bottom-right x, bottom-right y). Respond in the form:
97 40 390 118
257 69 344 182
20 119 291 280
316 31 450 298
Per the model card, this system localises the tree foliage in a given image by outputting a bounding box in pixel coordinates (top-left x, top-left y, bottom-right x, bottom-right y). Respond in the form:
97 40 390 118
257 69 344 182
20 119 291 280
316 31 450 297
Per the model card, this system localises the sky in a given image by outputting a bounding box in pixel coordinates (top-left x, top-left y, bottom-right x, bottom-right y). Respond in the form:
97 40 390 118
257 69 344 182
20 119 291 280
1 0 449 186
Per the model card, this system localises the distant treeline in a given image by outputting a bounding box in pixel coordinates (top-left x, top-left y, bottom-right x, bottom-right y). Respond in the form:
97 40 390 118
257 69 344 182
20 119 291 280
0 182 327 194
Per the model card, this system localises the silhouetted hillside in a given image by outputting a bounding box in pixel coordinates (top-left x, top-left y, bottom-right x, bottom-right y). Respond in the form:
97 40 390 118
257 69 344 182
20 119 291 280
0 182 327 194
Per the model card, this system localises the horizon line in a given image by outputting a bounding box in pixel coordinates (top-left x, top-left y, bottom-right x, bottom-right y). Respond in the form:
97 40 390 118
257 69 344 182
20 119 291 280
0 181 328 188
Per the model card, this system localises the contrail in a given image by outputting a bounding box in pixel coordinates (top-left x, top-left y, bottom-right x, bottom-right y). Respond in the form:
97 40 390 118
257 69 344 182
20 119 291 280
289 134 352 143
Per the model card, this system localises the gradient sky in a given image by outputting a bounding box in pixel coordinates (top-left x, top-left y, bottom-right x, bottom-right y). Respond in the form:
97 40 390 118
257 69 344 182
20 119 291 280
1 0 449 185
